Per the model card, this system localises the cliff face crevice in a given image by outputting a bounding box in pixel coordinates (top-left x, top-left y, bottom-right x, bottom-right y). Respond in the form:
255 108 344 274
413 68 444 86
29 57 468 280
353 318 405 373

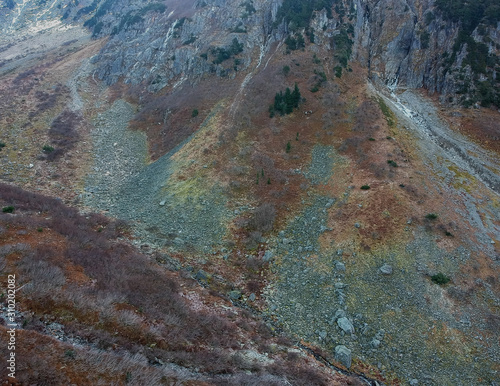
354 0 499 105
354 0 447 90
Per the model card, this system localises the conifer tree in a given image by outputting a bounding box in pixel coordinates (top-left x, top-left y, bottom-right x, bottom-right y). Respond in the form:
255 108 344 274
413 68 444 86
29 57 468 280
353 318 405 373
292 83 301 107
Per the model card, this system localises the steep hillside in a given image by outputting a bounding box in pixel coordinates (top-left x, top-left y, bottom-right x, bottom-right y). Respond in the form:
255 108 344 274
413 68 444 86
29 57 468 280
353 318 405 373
353 0 500 107
0 183 368 385
0 0 499 385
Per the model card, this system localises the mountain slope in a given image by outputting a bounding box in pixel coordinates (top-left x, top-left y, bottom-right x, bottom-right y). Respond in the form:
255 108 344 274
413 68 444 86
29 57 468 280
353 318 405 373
0 0 499 385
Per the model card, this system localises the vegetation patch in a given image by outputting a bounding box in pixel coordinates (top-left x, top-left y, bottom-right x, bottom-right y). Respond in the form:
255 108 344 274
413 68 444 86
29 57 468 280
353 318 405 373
2 206 14 213
212 38 244 64
183 35 197 45
436 0 500 107
431 272 451 285
269 84 301 117
241 0 256 19
275 0 334 31
333 27 353 67
285 33 305 51
377 98 395 127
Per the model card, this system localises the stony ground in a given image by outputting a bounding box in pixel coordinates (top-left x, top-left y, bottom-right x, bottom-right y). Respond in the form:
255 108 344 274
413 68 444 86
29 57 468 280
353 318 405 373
83 99 231 253
261 141 499 384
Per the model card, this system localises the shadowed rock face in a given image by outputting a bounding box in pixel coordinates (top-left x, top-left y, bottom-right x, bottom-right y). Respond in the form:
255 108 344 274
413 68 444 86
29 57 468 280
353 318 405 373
353 0 500 103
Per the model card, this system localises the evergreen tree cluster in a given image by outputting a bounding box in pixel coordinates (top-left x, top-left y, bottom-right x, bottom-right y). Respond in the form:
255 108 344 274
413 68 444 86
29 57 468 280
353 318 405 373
333 27 353 67
285 33 305 51
436 0 500 107
212 38 244 64
435 0 500 32
269 84 301 117
275 0 334 31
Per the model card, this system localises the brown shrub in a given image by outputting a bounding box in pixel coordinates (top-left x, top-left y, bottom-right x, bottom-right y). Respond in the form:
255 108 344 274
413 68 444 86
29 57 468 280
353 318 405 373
252 203 276 232
46 110 82 161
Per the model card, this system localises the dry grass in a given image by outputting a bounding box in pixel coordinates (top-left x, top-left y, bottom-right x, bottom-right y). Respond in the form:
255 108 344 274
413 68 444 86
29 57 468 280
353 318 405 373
0 183 349 384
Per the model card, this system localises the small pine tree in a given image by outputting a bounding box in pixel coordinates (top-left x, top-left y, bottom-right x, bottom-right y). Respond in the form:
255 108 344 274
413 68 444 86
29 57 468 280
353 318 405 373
230 38 244 55
431 273 450 285
284 87 293 114
296 33 305 49
267 178 271 184
261 168 264 177
269 104 275 118
286 141 291 153
275 92 285 115
292 83 301 108
296 132 299 141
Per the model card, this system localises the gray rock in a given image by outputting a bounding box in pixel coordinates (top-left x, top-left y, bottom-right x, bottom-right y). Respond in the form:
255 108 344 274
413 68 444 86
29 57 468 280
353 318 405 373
229 290 241 300
335 262 346 271
371 338 381 348
248 293 256 301
334 309 347 320
263 250 274 262
335 282 347 289
173 237 184 246
379 264 393 275
334 345 352 368
337 317 355 334
354 223 361 228
195 270 209 282
159 200 166 206
375 329 386 340
409 380 419 386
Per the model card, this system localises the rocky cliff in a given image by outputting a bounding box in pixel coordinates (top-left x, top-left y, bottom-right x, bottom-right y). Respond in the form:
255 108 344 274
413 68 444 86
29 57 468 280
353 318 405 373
353 0 500 106
3 0 497 106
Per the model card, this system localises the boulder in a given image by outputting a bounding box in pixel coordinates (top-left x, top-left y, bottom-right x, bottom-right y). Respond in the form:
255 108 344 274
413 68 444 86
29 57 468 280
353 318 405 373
379 264 393 275
334 345 352 368
337 317 355 334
